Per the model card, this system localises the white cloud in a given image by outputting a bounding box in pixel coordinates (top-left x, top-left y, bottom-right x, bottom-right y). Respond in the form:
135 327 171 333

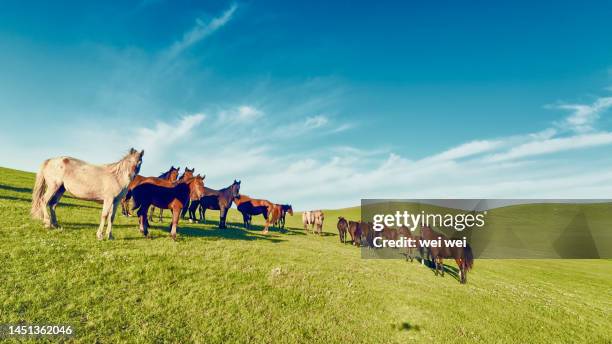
554 96 612 133
165 4 238 59
218 105 263 123
304 115 329 128
426 139 504 162
487 132 612 162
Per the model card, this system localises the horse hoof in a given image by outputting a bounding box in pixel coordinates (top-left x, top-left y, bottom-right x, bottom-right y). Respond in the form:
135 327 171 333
96 233 104 241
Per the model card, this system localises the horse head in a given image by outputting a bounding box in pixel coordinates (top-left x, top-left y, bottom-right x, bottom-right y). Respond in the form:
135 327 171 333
231 179 241 198
180 167 195 180
128 148 144 178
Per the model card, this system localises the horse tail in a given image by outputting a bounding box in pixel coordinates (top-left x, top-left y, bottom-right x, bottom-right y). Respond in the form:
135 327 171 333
464 244 474 271
30 160 48 220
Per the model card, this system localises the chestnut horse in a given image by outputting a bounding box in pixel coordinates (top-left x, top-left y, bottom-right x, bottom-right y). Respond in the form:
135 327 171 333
121 166 179 218
192 180 241 229
348 220 361 246
131 175 205 240
420 226 474 284
31 148 144 240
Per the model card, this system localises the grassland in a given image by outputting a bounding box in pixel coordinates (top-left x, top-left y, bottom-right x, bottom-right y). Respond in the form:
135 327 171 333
0 166 610 343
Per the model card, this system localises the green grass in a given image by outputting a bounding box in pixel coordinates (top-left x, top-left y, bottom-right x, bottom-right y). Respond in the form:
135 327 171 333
0 166 610 343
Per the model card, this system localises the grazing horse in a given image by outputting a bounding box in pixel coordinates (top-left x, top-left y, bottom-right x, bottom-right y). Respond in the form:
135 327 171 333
194 180 241 229
420 226 474 284
263 203 283 234
348 220 361 246
233 195 270 229
337 217 348 243
31 148 144 240
121 166 179 218
132 175 205 240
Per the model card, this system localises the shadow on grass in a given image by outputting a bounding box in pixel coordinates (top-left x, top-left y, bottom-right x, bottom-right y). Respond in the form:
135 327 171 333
420 258 462 283
0 195 100 210
141 223 286 243
392 322 420 331
0 183 32 193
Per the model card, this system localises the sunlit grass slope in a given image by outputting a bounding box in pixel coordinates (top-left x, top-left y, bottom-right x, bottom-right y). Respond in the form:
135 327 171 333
0 167 610 343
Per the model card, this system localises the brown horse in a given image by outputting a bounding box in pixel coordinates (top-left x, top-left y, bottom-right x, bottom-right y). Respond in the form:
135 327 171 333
131 175 205 240
420 226 474 284
121 166 179 218
194 180 241 229
149 166 183 222
337 217 348 243
264 203 283 234
360 222 374 248
233 195 268 229
398 226 419 262
348 220 361 246
276 204 293 229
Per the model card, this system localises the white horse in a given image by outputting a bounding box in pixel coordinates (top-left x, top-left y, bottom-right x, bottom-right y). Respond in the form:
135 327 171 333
302 211 314 231
31 148 144 240
302 210 324 234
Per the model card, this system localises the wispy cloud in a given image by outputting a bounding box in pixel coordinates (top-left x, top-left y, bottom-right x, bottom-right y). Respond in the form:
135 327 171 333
553 96 612 133
218 105 263 124
427 139 505 162
165 3 238 59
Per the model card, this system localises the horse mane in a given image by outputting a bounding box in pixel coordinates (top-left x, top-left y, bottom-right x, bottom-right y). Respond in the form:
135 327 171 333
105 150 136 179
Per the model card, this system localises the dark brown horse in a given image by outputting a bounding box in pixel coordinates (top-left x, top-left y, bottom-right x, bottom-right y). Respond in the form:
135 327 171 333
348 220 361 246
233 195 269 229
420 226 474 284
360 222 375 248
337 217 348 243
277 204 293 229
131 175 205 240
191 180 241 229
121 166 180 217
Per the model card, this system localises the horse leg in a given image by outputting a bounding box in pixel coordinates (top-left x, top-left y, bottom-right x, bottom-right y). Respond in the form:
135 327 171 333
148 206 155 222
48 185 65 228
159 208 164 223
97 199 112 240
219 207 227 229
200 207 206 224
189 201 199 223
41 181 61 229
438 257 444 277
170 206 180 240
105 198 120 240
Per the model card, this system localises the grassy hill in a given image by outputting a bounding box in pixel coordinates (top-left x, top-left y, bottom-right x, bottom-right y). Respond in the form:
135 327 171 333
0 166 610 343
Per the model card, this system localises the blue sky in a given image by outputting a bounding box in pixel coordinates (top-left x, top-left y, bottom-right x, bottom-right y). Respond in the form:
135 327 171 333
1 1 612 208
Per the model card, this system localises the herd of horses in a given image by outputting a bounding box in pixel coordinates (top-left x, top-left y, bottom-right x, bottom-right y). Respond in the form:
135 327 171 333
31 149 292 240
29 148 474 283
336 217 474 284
